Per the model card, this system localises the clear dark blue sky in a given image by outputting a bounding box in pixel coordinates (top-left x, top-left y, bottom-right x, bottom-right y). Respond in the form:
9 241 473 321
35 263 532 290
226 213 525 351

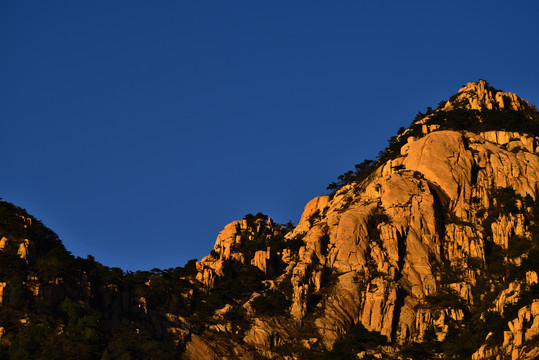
2 1 538 271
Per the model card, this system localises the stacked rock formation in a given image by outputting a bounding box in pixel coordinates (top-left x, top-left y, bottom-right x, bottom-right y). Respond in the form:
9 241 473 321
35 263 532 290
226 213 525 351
183 81 539 359
0 80 537 359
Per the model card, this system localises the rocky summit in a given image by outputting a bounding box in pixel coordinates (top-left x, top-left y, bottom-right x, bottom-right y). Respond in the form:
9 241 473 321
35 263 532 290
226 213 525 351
0 80 538 359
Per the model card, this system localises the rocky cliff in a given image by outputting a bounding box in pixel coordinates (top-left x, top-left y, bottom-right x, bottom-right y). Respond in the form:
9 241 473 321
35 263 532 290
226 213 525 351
184 80 539 360
0 80 538 359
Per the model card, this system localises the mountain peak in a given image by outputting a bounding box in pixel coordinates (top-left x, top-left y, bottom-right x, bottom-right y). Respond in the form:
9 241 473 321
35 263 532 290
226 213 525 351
403 80 539 141
2 81 539 360
443 79 532 112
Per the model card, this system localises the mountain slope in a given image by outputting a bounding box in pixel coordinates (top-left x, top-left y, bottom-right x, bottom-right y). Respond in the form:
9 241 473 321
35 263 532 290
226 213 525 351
0 80 538 360
187 80 539 360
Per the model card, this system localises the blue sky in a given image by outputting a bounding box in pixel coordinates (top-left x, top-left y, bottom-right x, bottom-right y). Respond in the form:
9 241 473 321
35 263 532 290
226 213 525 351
1 1 538 271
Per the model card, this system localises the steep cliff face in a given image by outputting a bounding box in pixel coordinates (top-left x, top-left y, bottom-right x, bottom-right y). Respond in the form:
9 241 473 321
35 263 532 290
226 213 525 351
184 81 539 359
0 80 538 360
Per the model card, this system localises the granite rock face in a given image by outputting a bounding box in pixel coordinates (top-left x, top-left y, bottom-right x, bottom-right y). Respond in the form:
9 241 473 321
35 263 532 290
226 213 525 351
1 80 537 359
181 82 539 359
443 80 533 112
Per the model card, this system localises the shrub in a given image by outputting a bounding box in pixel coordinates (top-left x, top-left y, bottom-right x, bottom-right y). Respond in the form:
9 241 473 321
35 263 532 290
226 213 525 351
327 159 374 192
7 275 27 309
0 252 26 280
278 272 294 298
507 235 532 258
193 262 264 315
314 323 387 360
222 308 249 329
423 288 465 310
503 283 539 320
400 341 440 360
424 108 539 135
367 210 388 247
484 241 506 277
105 324 177 359
244 212 268 227
182 259 198 276
307 209 321 226
283 235 305 253
251 289 290 316
326 99 539 194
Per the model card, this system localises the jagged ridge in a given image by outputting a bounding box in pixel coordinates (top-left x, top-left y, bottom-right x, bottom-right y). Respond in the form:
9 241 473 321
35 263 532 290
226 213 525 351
190 80 539 360
0 81 538 360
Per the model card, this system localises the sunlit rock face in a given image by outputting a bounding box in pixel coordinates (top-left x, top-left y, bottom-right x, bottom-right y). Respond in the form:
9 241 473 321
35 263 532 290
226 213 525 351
182 81 539 359
442 80 533 112
1 81 538 359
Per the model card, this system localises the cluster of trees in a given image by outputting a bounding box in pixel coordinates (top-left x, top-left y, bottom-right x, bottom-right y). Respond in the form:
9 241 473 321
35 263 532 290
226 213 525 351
431 186 539 358
239 213 303 263
326 85 539 194
251 289 290 316
0 200 312 359
298 323 387 360
327 159 375 192
2 87 539 357
424 107 539 135
0 200 193 359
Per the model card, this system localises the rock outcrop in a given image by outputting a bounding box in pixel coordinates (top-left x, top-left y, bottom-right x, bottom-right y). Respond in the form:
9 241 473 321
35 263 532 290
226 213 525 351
183 81 539 359
1 80 538 360
443 80 533 112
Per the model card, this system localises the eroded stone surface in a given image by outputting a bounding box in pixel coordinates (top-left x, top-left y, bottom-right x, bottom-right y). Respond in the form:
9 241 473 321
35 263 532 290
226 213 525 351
184 82 539 359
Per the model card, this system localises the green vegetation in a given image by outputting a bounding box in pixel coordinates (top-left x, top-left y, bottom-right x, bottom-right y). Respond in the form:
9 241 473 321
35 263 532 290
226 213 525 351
305 323 387 360
1 205 304 358
422 288 465 311
0 199 193 359
503 283 539 321
307 209 322 226
239 213 303 260
104 324 177 360
432 259 465 285
441 311 505 359
417 183 539 358
399 329 442 360
192 261 265 317
0 201 63 256
480 187 524 277
6 275 26 309
424 107 539 135
443 186 539 358
327 159 374 192
244 212 268 227
1 82 539 358
507 235 532 258
251 289 290 316
327 85 539 194
482 187 518 234
509 247 539 281
444 283 539 356
367 208 390 247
